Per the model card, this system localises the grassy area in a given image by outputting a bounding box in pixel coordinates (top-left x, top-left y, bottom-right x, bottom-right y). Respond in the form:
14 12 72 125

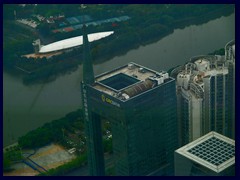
39 152 87 176
3 145 23 172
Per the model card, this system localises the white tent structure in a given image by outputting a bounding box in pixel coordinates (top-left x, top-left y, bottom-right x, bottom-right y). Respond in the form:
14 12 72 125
39 31 114 53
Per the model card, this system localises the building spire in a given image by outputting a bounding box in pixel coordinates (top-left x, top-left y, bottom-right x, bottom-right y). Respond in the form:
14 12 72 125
82 24 94 85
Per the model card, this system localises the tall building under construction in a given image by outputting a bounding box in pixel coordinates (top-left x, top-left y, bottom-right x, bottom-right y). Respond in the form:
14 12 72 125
81 26 178 176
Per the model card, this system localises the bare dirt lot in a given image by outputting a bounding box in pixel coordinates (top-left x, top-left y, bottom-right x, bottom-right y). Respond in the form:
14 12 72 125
4 143 76 176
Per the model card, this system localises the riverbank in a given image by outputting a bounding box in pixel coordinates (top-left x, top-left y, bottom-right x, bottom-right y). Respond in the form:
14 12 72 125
3 5 234 85
3 8 234 150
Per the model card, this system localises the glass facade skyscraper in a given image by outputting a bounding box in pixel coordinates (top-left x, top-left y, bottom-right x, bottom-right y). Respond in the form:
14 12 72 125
82 61 178 175
81 25 178 176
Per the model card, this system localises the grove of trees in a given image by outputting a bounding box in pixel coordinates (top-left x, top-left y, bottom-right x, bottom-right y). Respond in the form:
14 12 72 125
18 109 83 149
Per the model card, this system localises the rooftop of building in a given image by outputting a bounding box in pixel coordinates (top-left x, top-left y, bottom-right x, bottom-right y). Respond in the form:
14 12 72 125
176 55 228 97
92 62 173 101
175 131 235 173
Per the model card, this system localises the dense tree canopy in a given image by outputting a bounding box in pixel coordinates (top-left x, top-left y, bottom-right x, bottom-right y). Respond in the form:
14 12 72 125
18 109 83 149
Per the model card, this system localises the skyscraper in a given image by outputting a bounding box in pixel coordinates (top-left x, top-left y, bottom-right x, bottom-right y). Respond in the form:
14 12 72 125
175 54 231 146
81 25 105 176
175 131 235 176
225 40 235 139
80 27 178 175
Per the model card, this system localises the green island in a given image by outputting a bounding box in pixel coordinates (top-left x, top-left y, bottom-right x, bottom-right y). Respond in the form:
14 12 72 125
3 4 234 85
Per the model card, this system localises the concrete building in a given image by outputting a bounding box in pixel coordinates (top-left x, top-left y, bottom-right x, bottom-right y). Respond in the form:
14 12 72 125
81 25 178 176
175 53 234 146
175 131 235 176
176 61 204 145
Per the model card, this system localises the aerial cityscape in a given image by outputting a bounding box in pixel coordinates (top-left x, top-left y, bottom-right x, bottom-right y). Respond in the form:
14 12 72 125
3 4 235 176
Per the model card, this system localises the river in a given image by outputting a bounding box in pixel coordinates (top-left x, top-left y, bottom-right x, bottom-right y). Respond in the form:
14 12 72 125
3 13 235 147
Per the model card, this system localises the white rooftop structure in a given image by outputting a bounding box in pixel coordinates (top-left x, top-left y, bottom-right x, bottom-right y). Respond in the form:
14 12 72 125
93 62 171 101
175 131 235 173
39 31 114 53
177 55 228 96
194 59 210 72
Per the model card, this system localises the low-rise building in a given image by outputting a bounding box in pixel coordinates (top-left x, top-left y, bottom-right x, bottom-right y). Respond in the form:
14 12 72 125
175 131 235 176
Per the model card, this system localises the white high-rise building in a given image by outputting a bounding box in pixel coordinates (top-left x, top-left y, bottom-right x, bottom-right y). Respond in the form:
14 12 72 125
225 40 235 139
175 40 235 146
